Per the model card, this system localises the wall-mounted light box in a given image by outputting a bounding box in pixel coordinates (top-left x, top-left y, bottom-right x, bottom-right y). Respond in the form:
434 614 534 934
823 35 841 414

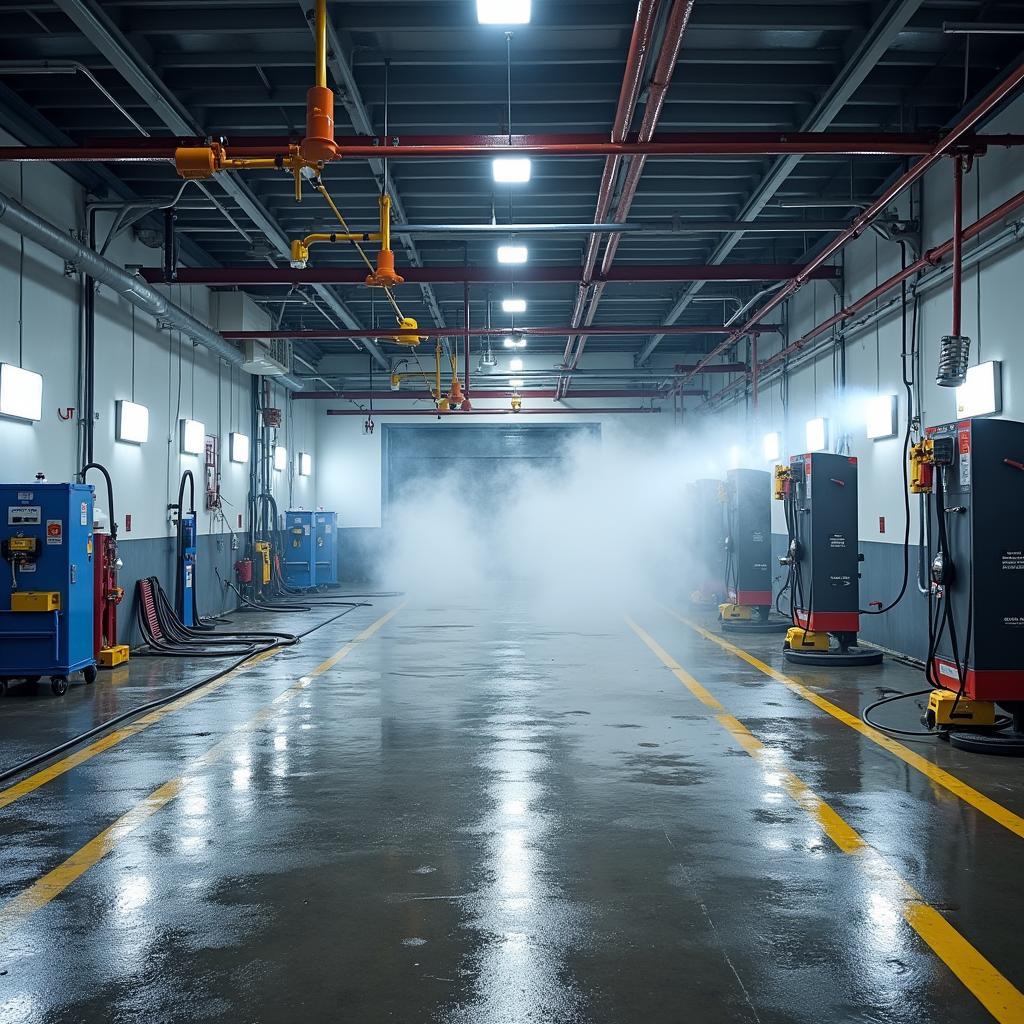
805 417 829 453
0 363 43 422
298 452 313 477
477 0 531 24
955 361 1002 418
866 394 898 440
274 445 287 472
179 418 205 455
763 431 781 462
115 400 149 444
229 432 250 464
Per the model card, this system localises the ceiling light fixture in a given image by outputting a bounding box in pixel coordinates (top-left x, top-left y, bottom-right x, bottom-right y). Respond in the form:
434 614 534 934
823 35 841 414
497 245 528 264
477 0 531 24
502 297 527 313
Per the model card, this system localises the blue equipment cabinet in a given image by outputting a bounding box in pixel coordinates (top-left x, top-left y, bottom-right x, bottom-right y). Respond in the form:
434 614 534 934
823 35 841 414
178 511 198 627
315 511 338 586
0 483 97 696
283 510 316 590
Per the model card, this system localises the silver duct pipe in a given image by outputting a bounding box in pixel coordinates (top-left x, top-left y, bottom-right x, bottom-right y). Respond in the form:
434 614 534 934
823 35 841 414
0 189 305 391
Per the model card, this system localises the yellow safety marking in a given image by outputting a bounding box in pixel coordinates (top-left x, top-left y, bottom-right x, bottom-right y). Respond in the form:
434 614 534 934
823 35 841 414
0 605 399 813
0 604 402 942
628 617 1024 1023
662 605 1024 842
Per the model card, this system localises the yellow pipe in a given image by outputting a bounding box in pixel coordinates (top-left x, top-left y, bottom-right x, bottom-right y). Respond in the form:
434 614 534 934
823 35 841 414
315 0 328 90
305 231 382 246
379 194 392 252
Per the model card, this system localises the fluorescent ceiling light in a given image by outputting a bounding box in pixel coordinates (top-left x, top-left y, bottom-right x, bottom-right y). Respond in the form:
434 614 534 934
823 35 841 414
298 452 313 477
179 418 205 456
274 445 288 472
0 363 43 422
509 357 524 371
115 400 149 444
497 244 528 264
865 394 898 440
805 417 829 453
492 157 532 184
955 360 1002 417
763 431 781 461
502 297 527 314
476 0 531 24
502 336 526 349
229 432 250 464
509 378 525 389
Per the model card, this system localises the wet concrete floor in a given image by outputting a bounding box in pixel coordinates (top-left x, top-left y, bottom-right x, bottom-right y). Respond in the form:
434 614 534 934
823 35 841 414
0 594 1021 1023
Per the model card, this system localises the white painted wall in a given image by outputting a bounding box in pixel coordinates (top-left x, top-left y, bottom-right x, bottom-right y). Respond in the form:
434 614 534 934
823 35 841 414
719 98 1024 543
0 131 317 537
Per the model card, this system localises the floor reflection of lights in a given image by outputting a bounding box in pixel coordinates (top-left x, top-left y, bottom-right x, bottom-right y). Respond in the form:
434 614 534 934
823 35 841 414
444 701 585 1023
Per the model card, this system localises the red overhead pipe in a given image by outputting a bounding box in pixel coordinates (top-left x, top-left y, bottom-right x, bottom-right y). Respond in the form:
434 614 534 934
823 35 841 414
4 133 1020 164
139 264 836 286
681 59 1024 389
299 388 697 401
324 406 662 416
703 184 1024 405
222 325 769 341
566 0 697 377
568 0 661 362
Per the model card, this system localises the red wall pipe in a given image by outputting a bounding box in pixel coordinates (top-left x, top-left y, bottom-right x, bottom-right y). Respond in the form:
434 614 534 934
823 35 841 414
566 0 697 376
141 265 838 286
702 184 1024 404
681 60 1024 389
952 154 965 337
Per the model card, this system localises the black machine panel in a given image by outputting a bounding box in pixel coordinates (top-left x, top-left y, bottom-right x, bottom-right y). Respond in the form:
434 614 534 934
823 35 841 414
787 452 861 634
725 468 772 608
925 417 1024 700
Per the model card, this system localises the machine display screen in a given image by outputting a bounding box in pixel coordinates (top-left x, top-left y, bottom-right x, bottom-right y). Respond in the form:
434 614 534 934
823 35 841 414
8 505 41 526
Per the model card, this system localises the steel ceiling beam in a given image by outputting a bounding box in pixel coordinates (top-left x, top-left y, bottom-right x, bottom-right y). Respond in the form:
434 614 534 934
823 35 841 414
49 0 388 371
636 0 926 365
295 0 445 334
138 263 842 286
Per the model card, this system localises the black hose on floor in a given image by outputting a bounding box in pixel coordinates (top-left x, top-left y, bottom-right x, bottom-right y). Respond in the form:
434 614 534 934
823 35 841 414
0 602 370 786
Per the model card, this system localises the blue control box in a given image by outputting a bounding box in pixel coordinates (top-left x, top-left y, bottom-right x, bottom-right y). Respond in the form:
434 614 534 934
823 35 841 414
283 510 316 590
315 511 338 586
0 483 96 683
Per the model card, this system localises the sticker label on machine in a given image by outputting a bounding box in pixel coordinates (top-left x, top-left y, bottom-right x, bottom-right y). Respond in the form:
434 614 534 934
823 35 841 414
828 533 847 549
1002 550 1024 572
958 424 972 487
1003 615 1024 629
8 505 41 525
46 520 63 545
80 502 88 526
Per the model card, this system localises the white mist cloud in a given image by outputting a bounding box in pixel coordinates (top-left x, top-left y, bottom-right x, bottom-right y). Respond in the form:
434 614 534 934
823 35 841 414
375 423 753 613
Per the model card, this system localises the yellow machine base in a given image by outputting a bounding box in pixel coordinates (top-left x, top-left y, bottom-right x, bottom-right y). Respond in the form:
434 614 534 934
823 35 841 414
11 591 61 612
927 689 996 729
785 627 830 652
719 603 753 621
98 645 130 668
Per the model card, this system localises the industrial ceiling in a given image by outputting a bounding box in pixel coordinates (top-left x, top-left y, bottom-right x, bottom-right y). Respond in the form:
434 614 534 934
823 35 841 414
1 0 1023 378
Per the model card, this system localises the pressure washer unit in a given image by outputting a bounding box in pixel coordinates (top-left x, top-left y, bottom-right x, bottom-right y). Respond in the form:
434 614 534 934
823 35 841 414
718 468 789 633
775 453 882 666
688 478 727 605
910 417 1024 753
0 483 98 695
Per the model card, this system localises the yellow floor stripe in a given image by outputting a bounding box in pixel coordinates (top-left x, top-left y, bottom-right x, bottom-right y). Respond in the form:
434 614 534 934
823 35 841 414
0 604 402 943
661 605 1024 842
0 605 396 813
628 617 1024 1024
